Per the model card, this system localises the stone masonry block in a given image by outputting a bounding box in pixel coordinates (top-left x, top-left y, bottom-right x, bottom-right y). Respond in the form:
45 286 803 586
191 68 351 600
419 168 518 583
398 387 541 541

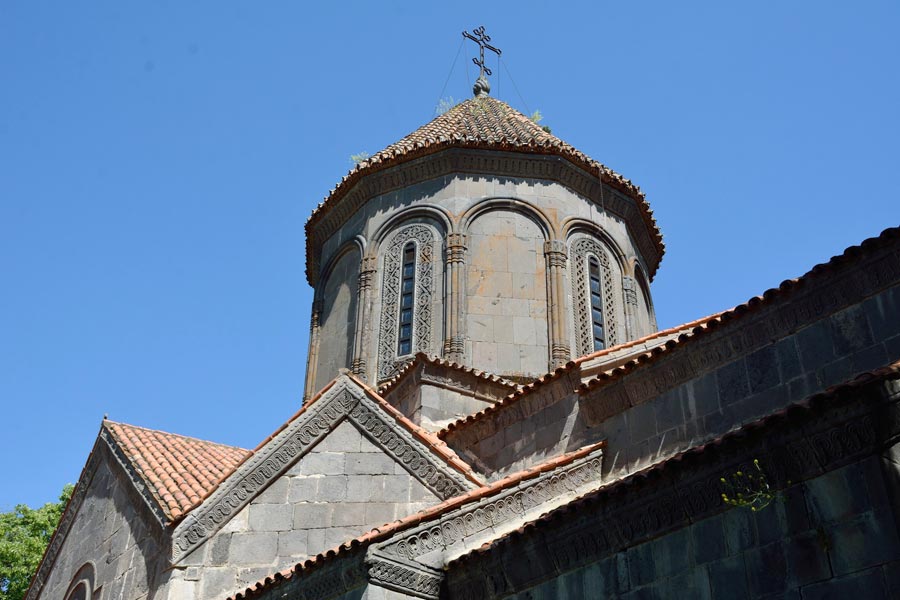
313 420 362 452
829 510 900 576
277 530 308 558
254 477 289 504
346 452 396 475
299 452 345 476
347 475 385 502
802 567 888 600
293 503 333 529
365 503 396 526
200 568 237 600
830 304 875 356
289 476 318 503
805 463 871 524
331 503 368 527
796 321 836 373
775 337 802 382
746 345 780 394
707 555 748 600
717 359 750 406
723 507 755 555
248 504 293 532
692 514 726 565
650 528 692 580
229 532 277 565
383 475 413 502
317 475 349 502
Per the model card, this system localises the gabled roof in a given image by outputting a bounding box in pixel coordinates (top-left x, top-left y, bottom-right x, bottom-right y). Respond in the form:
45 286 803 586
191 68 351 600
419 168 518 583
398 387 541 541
305 96 664 282
377 352 518 397
103 420 250 521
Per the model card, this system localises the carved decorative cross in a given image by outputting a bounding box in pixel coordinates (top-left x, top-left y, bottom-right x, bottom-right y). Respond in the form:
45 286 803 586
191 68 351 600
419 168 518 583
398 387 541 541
462 26 502 78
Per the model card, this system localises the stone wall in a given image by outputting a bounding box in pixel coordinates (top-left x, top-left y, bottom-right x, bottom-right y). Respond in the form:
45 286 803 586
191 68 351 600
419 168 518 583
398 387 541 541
313 247 360 394
461 456 900 599
467 209 549 378
445 241 900 482
35 445 169 600
175 420 440 599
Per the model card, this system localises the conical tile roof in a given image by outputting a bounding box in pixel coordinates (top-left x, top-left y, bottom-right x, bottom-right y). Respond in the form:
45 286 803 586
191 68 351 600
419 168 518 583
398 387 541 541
305 96 663 280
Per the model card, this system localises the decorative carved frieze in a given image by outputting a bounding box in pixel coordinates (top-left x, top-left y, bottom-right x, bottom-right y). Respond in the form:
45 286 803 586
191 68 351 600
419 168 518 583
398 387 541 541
570 237 619 356
378 225 438 382
307 149 662 286
172 378 475 563
366 552 444 600
446 233 468 264
376 448 604 567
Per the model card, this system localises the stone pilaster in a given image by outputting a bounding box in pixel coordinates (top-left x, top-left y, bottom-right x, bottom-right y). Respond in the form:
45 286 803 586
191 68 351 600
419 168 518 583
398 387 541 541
351 255 378 379
544 239 570 369
622 275 638 341
303 299 324 400
443 233 467 363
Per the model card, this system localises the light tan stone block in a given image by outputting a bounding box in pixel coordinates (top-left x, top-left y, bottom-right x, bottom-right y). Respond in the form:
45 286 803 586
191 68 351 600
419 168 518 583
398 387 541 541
494 315 515 344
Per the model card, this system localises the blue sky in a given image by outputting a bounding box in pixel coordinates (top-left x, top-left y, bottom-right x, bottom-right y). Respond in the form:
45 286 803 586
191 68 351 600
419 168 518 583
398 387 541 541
2 2 898 509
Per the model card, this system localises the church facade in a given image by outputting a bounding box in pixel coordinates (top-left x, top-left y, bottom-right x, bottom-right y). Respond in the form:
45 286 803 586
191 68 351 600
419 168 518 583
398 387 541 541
27 82 900 599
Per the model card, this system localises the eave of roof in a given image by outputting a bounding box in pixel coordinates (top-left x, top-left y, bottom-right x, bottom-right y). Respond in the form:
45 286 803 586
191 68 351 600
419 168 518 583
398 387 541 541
304 96 664 284
377 352 519 398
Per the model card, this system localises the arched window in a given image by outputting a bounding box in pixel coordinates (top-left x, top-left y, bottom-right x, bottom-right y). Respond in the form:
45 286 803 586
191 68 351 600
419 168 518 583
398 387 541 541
588 256 605 351
397 242 416 355
65 563 95 600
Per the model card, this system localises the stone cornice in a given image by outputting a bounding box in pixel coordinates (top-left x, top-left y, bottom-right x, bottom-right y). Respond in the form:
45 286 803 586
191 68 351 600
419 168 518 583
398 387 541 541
306 149 662 286
172 377 476 563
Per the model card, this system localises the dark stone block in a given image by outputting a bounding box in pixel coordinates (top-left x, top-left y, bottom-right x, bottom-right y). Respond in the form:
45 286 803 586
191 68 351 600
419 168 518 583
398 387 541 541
708 555 748 600
830 305 875 356
581 554 629 597
781 486 812 536
775 338 802 388
627 541 655 588
209 533 232 566
692 514 726 564
628 401 659 445
801 567 888 600
886 335 900 363
655 389 685 434
784 530 831 587
850 343 890 374
882 559 900 596
621 585 659 600
796 322 836 373
805 464 871 524
817 356 853 389
745 540 788 597
717 360 751 406
787 372 819 403
659 567 710 600
829 510 900 576
724 507 756 555
747 346 780 394
651 528 693 580
745 385 789 418
687 372 720 417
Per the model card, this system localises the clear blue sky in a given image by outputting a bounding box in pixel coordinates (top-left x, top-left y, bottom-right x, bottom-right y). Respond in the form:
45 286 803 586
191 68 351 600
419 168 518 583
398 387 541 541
2 2 898 509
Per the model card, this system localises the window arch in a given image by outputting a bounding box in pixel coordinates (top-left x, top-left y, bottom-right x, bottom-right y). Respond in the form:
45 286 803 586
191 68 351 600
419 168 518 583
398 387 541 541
378 224 437 381
569 237 618 356
64 563 96 600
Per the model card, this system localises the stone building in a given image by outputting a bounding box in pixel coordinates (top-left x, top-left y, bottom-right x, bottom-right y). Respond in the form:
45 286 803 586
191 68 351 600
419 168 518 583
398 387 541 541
27 79 900 600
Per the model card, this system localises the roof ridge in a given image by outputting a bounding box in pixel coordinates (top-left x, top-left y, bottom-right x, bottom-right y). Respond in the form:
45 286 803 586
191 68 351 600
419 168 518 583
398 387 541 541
377 352 519 397
103 419 249 451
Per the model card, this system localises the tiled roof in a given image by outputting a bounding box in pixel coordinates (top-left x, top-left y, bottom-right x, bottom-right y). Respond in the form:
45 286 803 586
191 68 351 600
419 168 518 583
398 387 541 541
305 96 665 282
103 421 250 521
377 352 519 397
226 440 606 600
440 225 900 438
447 359 900 570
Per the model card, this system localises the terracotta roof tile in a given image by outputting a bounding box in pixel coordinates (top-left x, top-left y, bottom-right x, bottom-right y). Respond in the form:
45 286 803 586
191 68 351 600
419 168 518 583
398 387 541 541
377 352 519 397
305 96 664 283
103 421 249 522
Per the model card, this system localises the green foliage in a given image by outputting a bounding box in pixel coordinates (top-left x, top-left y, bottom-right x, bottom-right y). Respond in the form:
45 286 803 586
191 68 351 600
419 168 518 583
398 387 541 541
435 96 458 116
529 110 552 134
720 459 775 512
0 484 74 600
349 152 370 166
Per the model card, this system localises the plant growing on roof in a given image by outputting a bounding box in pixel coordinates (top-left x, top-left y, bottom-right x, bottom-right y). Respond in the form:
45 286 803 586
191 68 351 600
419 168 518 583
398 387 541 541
435 97 458 116
349 152 370 166
529 110 552 134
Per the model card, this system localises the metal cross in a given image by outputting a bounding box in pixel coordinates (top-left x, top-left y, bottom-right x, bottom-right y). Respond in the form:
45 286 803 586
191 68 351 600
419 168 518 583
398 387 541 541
463 26 502 78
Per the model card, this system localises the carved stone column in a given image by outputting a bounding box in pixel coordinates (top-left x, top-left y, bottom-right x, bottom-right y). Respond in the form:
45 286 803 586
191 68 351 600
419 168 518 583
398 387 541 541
303 299 324 401
544 239 570 369
622 275 638 341
443 233 467 363
351 255 378 379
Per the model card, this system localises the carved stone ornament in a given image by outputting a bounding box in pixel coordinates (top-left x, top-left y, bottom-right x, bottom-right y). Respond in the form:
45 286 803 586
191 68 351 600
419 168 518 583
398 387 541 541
570 237 618 356
378 224 438 381
375 447 604 568
171 377 474 563
366 551 444 599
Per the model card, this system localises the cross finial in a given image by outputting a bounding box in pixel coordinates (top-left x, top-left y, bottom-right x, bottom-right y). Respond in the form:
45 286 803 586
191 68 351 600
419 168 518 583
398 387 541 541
463 26 502 97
